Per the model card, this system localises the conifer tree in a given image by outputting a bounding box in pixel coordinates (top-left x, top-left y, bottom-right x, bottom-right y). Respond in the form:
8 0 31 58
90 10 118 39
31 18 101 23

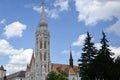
100 32 113 56
78 32 97 80
113 56 120 79
91 32 114 80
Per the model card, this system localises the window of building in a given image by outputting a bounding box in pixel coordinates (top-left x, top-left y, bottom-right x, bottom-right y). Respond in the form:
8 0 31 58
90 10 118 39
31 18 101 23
40 41 42 49
44 41 47 49
73 77 75 80
44 53 46 61
40 53 42 60
44 64 46 72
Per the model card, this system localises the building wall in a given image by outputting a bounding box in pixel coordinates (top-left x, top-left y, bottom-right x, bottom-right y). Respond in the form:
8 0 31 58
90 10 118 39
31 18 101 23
0 70 6 78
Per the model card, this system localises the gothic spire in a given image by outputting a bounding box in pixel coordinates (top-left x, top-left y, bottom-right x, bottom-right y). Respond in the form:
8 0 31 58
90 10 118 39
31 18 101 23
69 48 73 67
39 0 48 27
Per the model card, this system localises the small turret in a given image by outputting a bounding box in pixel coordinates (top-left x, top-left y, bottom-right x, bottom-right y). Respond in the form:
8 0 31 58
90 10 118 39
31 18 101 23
69 49 73 67
0 65 6 78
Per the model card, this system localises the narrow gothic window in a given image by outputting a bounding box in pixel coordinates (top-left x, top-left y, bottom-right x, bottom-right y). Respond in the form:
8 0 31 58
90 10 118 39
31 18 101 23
40 41 42 49
44 41 46 49
40 53 42 60
44 64 46 72
44 53 46 61
48 65 49 72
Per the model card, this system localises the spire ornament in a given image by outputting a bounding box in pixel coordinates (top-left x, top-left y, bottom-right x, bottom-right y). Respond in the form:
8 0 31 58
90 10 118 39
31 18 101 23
69 47 73 67
39 0 48 27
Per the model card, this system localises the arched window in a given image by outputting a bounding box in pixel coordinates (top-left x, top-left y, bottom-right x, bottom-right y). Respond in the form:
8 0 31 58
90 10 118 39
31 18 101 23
73 77 75 80
44 41 47 49
44 53 46 61
40 53 42 60
44 64 46 72
40 41 42 49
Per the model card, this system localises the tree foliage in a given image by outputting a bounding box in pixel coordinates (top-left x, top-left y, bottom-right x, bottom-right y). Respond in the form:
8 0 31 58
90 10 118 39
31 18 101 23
78 32 97 80
78 32 120 80
46 71 68 80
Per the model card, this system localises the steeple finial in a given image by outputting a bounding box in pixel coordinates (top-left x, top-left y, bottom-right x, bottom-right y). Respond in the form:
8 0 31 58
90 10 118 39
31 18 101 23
39 0 48 27
69 47 73 67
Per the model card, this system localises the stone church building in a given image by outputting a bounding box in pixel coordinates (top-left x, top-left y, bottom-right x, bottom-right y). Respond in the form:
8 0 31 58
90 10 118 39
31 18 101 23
25 2 80 80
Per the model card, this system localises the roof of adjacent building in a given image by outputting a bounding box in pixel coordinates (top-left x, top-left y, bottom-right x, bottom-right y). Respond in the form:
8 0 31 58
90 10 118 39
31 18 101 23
0 65 6 71
51 63 79 75
26 53 35 71
7 71 25 80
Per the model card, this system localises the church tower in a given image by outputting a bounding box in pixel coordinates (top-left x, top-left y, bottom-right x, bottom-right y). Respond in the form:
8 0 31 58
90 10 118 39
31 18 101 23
35 1 51 80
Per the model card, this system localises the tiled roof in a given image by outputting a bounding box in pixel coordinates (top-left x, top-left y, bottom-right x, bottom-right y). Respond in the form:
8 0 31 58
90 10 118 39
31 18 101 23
7 71 25 80
29 53 35 70
51 63 79 75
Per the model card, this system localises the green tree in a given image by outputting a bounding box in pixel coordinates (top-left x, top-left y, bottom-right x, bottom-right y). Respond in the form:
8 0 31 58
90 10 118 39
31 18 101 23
78 32 97 80
113 56 120 80
91 32 114 80
46 71 57 80
46 71 68 80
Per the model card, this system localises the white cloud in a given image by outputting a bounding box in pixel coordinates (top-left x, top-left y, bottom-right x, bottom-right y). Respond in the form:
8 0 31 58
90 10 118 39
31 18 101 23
47 9 59 19
106 19 120 36
0 39 23 55
3 21 27 39
5 49 33 74
33 6 59 19
94 43 101 50
75 0 120 25
62 50 70 54
0 19 6 25
33 6 42 13
32 0 69 19
75 0 120 36
54 0 69 11
0 39 33 74
110 46 120 58
72 34 87 46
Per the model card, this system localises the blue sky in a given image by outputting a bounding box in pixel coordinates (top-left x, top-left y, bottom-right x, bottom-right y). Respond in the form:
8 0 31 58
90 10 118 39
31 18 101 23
0 0 120 74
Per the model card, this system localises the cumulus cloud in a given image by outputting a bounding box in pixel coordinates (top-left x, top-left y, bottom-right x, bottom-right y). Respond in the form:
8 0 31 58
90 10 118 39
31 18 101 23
3 21 27 39
32 0 69 19
106 20 120 36
5 49 33 74
0 39 23 55
54 0 69 11
62 50 70 54
33 6 59 19
0 19 6 25
72 34 87 46
75 0 120 36
0 39 33 74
